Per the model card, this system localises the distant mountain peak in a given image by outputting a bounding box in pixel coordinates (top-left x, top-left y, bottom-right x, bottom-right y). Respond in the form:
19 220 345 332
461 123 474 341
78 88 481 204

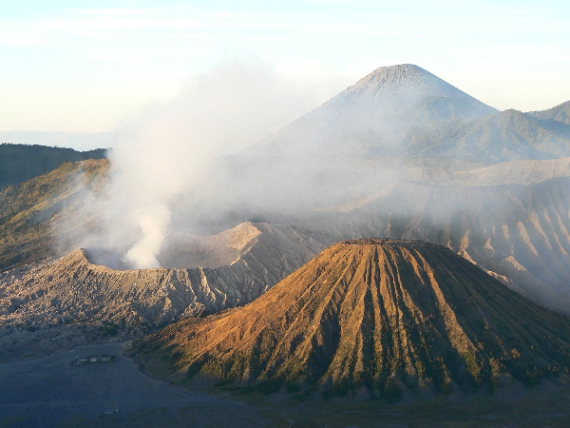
356 63 429 85
346 63 458 99
248 63 496 158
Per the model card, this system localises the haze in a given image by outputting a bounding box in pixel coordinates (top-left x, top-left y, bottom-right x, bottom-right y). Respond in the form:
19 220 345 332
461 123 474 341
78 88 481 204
1 0 569 147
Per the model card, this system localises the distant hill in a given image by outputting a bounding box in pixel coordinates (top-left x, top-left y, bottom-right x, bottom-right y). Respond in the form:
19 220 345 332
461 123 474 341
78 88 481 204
0 143 106 190
249 64 497 159
250 64 569 163
131 239 570 401
406 108 570 163
530 100 570 125
0 159 109 270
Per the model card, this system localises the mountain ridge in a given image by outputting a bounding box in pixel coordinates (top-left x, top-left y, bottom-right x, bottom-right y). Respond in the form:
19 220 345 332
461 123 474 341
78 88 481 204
0 143 106 190
406 108 570 162
530 100 570 124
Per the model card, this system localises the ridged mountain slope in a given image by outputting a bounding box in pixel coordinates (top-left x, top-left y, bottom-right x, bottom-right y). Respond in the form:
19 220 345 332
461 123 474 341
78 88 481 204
131 239 570 400
313 178 570 312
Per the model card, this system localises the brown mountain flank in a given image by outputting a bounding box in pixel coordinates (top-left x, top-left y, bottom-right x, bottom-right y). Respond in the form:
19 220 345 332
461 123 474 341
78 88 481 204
131 239 570 401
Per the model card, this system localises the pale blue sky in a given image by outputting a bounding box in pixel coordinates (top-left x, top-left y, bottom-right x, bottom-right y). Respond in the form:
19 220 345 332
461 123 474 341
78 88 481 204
1 0 569 133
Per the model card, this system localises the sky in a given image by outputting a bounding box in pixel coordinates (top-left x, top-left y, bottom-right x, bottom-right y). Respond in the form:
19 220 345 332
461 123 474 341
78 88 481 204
0 0 569 141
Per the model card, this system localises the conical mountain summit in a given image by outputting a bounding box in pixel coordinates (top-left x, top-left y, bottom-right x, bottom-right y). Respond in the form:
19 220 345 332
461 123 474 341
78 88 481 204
251 64 496 159
131 239 570 400
345 64 490 106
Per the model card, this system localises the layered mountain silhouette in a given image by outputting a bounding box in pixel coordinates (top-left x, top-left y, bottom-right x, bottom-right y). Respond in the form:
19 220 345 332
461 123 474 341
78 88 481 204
531 100 570 125
199 64 570 224
0 143 106 190
241 64 569 164
3 64 570 369
251 64 496 159
407 108 570 163
174 65 570 314
314 177 570 312
132 239 570 400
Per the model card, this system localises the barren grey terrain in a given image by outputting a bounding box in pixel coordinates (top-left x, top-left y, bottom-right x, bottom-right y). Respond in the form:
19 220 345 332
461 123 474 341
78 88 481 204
1 342 570 428
0 342 270 428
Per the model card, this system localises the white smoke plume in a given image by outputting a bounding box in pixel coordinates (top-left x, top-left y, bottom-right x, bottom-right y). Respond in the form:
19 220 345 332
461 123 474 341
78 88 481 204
69 60 339 269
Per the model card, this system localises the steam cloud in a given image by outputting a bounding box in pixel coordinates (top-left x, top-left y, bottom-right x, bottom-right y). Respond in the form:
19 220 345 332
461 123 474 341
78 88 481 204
68 61 340 269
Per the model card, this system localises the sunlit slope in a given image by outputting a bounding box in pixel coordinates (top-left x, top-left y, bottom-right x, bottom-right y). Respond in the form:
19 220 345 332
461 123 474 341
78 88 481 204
0 159 108 270
131 239 570 400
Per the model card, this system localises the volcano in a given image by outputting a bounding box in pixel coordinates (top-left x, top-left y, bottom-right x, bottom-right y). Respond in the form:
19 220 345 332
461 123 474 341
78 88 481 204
252 64 496 159
131 239 570 400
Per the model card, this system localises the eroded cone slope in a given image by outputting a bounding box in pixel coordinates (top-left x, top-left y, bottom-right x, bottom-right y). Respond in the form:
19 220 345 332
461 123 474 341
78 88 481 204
132 239 570 399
